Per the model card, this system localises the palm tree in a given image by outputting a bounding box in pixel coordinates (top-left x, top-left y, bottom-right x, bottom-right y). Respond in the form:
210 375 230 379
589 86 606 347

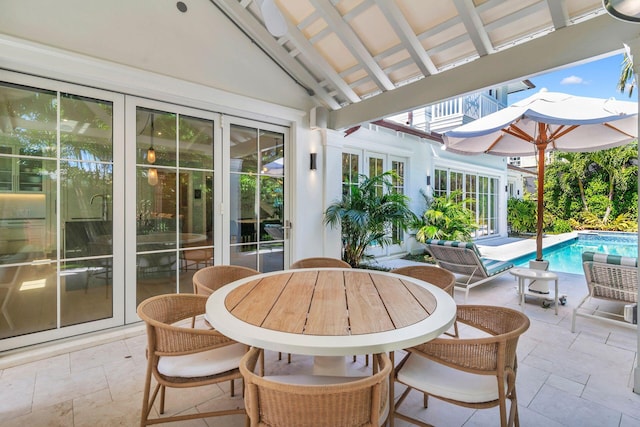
618 51 636 97
324 171 416 267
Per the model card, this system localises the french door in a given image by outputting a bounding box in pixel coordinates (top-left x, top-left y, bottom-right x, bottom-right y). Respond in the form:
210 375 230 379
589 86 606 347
123 105 289 322
223 117 288 273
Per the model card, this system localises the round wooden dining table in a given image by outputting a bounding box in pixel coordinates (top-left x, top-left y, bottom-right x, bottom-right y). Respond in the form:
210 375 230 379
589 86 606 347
205 268 456 358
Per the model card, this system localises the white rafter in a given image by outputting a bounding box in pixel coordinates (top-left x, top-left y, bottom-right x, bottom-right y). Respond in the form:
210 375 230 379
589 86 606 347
547 0 570 29
209 0 339 109
310 0 395 92
373 0 438 76
453 0 494 57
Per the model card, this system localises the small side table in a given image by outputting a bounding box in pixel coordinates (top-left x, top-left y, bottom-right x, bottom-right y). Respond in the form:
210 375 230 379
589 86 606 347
509 268 566 315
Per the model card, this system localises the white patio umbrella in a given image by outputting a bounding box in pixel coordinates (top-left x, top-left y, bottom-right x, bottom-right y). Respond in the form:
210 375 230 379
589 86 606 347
443 89 638 261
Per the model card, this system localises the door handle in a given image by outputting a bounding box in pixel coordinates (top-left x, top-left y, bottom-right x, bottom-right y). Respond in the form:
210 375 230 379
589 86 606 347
283 220 292 239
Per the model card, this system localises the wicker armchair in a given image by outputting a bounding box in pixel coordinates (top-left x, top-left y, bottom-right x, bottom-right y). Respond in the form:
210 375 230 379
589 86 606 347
137 294 247 426
192 265 260 296
240 347 391 427
290 257 351 269
391 265 458 337
394 305 530 427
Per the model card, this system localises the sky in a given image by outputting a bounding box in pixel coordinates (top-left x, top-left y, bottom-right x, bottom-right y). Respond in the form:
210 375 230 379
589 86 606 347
507 53 632 105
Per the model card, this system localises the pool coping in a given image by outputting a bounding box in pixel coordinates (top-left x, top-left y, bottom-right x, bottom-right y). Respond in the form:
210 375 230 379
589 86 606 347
476 232 579 262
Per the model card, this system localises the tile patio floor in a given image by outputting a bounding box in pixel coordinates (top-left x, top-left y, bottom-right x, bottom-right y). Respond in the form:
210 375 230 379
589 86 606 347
2 235 640 426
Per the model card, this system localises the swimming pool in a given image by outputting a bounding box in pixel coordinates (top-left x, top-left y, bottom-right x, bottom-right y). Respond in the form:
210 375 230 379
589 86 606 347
512 232 638 275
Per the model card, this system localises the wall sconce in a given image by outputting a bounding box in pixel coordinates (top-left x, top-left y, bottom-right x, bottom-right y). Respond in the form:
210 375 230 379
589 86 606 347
426 175 431 186
310 152 317 170
505 185 508 192
148 168 158 186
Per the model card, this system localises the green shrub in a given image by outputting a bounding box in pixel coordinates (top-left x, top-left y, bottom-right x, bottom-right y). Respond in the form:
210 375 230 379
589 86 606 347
552 219 573 234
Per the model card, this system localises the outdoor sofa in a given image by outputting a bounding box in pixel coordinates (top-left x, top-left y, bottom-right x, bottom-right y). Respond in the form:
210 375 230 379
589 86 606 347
423 239 514 303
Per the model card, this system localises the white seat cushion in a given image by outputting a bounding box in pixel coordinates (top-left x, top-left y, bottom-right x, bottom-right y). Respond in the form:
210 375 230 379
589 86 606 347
157 343 246 378
397 353 505 403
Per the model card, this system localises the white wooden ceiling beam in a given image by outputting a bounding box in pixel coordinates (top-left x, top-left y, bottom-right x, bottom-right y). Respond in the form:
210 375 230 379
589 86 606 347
310 0 395 92
374 0 438 76
453 0 494 57
330 13 636 129
546 0 570 29
209 0 339 109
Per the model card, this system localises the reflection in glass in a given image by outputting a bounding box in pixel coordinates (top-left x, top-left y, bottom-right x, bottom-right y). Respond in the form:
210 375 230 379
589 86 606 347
136 109 176 167
136 253 177 305
61 259 113 327
259 242 283 273
260 176 283 242
0 263 56 339
179 115 214 170
230 125 257 173
230 244 257 270
137 168 178 248
230 173 257 244
260 130 283 177
60 94 113 162
0 82 57 159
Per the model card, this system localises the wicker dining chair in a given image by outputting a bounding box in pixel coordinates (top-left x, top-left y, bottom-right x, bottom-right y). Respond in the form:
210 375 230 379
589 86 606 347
192 265 260 296
241 347 391 427
394 305 530 427
391 265 458 337
137 294 247 426
290 256 351 269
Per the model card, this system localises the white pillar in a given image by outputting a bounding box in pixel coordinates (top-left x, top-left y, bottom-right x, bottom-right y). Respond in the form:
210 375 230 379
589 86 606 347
322 129 346 258
626 37 640 395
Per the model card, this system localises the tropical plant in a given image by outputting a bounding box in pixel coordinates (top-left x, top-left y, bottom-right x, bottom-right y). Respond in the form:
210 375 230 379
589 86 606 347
324 171 416 267
507 197 537 234
618 51 636 98
413 190 478 242
544 143 638 229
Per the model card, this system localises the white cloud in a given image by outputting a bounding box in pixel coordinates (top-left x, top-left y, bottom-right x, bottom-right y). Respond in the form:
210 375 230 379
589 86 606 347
560 75 585 85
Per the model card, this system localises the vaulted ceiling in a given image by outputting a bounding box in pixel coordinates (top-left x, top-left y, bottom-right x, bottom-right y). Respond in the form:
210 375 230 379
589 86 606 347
211 0 640 129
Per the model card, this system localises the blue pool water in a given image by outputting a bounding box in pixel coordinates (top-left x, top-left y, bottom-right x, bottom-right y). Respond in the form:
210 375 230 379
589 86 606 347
512 232 638 275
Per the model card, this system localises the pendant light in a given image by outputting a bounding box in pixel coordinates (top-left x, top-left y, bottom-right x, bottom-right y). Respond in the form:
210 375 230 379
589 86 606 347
147 167 158 186
147 112 158 186
147 112 156 164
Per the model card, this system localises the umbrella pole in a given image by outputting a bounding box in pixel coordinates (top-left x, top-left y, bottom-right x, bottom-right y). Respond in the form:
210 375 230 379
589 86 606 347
535 141 547 261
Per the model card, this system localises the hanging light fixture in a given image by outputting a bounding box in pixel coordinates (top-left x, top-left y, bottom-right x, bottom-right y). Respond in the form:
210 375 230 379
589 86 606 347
146 111 158 186
147 112 156 164
147 168 158 186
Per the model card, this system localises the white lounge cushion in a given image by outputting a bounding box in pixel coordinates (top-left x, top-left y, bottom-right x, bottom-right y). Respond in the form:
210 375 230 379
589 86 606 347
157 343 246 378
397 353 505 403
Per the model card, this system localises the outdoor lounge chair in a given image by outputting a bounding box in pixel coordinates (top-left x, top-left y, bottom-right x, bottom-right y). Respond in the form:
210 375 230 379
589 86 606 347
572 251 638 332
423 239 514 303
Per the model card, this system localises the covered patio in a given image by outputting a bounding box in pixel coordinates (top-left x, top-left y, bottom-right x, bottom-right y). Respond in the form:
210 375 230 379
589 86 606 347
1 1 640 423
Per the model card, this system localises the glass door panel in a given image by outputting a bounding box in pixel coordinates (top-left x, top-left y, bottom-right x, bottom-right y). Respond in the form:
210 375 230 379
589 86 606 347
134 106 215 305
229 122 286 272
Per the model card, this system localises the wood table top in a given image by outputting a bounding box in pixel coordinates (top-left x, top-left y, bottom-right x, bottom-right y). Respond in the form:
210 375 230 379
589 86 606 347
225 269 438 336
206 268 456 356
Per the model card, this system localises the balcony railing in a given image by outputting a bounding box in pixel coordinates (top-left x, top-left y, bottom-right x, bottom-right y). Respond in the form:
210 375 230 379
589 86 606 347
428 93 506 132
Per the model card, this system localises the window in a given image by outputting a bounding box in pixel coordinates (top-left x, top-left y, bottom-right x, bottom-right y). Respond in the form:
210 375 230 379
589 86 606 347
434 167 499 238
342 153 359 196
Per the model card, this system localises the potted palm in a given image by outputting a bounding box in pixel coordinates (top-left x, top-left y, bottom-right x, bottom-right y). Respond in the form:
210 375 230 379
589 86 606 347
324 171 416 267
